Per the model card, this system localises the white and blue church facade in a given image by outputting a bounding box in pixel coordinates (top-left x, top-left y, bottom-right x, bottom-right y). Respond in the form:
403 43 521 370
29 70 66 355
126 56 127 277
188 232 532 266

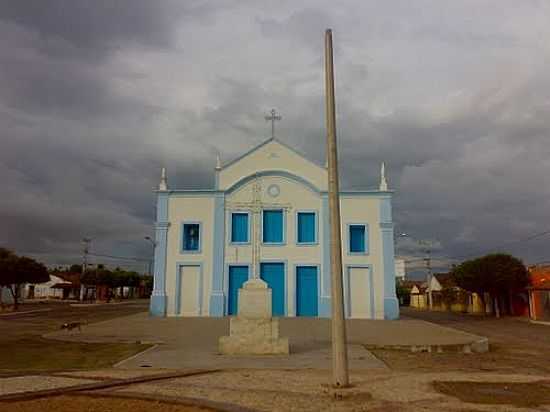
150 138 399 319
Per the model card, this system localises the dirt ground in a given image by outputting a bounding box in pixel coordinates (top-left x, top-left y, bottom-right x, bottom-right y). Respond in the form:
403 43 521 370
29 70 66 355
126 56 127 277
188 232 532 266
5 395 214 412
0 300 149 373
385 308 550 375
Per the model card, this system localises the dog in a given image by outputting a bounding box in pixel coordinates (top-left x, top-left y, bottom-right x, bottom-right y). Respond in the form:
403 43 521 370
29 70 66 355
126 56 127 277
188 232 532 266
60 321 87 332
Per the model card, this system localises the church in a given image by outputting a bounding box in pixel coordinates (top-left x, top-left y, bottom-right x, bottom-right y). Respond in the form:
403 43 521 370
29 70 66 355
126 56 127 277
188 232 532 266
149 137 399 319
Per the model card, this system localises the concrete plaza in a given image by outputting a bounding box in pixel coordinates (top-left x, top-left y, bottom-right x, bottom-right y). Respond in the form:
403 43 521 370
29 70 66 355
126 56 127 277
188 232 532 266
45 312 488 370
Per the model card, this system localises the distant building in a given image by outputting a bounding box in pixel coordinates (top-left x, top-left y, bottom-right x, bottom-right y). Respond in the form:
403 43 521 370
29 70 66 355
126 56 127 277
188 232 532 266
24 274 74 300
528 265 550 321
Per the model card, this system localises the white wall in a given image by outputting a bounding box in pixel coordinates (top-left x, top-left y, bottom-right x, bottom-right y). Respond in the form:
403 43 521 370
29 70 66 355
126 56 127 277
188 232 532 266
165 196 214 316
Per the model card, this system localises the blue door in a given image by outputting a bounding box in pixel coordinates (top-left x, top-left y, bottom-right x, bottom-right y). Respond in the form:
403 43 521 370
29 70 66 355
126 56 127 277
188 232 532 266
260 262 285 316
228 266 249 315
296 266 318 316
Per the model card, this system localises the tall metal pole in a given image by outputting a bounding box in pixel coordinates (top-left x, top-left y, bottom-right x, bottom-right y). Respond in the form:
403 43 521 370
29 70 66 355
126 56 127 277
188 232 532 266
80 238 91 301
325 28 349 387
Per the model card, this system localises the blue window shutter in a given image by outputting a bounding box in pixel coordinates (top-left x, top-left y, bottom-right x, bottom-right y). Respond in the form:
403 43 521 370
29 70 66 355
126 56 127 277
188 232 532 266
183 223 200 251
231 213 248 242
263 210 283 243
297 212 315 243
349 225 365 253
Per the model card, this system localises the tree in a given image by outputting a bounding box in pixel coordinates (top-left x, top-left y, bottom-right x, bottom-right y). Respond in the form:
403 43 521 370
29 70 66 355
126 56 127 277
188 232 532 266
69 264 82 274
0 248 49 309
452 253 529 317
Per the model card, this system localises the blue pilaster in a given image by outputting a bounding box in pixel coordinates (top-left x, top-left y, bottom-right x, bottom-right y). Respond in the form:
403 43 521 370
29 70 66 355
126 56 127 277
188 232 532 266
150 192 169 316
319 194 331 317
209 193 225 316
380 196 399 320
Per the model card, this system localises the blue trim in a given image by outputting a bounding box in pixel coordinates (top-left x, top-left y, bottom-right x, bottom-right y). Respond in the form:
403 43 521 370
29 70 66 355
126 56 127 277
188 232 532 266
229 210 251 245
344 264 374 319
261 208 286 246
209 194 225 316
381 222 399 320
293 264 321 317
346 223 370 255
379 197 399 319
319 195 331 318
175 262 203 316
259 259 288 316
380 197 392 223
295 210 319 245
180 221 202 254
226 170 321 195
149 192 169 317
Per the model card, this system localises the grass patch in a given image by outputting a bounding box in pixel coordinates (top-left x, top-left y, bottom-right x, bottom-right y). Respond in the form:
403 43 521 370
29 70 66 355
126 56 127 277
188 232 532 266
433 380 550 407
0 337 151 373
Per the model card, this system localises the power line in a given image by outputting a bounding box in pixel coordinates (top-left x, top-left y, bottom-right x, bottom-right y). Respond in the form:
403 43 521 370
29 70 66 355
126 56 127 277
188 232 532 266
400 228 550 267
88 252 150 262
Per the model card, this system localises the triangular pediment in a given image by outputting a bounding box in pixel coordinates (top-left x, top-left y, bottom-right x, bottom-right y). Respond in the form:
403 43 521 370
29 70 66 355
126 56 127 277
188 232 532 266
218 138 327 192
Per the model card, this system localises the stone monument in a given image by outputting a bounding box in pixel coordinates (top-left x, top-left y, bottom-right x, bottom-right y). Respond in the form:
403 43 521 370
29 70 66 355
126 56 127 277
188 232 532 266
219 278 289 355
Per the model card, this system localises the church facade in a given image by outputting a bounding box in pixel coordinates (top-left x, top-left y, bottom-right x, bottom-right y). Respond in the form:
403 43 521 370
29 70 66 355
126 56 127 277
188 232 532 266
150 138 399 319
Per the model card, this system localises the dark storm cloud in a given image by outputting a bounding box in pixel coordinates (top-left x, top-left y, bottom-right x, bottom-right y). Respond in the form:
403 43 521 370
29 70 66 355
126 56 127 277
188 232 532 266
0 0 199 55
0 0 549 274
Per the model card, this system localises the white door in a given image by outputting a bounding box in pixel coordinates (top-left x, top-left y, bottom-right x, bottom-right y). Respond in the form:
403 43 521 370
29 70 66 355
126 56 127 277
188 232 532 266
179 265 201 316
346 267 372 319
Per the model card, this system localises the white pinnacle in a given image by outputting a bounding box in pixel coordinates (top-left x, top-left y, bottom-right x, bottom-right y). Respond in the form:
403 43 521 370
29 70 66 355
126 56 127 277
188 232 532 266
159 167 168 191
379 162 388 191
215 154 222 170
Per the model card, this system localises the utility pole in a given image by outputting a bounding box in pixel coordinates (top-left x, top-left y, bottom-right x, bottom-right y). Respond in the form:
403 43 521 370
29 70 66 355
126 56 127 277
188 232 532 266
80 237 91 301
419 240 433 309
325 28 349 388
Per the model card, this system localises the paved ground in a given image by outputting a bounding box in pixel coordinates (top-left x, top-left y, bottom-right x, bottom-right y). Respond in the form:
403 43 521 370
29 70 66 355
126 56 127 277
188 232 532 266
2 304 550 411
44 311 487 369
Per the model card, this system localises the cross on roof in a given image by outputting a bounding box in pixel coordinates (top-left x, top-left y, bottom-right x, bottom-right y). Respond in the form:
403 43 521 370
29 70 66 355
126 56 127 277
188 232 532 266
265 109 282 139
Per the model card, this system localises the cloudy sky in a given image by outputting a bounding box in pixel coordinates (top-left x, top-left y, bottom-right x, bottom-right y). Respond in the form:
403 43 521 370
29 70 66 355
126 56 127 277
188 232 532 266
1 0 549 275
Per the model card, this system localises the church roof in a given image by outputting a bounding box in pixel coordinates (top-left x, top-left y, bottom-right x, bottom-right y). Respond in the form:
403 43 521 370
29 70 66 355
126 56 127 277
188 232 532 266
220 137 325 172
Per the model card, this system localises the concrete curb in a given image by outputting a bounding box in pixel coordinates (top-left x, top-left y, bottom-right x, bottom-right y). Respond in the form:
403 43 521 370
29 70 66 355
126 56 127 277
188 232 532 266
0 308 52 317
365 336 489 354
0 369 220 402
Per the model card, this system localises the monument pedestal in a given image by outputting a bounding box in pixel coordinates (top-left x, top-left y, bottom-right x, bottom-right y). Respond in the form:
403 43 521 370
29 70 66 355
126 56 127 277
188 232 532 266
219 278 289 355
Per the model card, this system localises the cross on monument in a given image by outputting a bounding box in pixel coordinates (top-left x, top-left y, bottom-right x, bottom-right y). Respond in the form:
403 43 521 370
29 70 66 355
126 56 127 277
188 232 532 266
265 109 282 139
225 175 291 279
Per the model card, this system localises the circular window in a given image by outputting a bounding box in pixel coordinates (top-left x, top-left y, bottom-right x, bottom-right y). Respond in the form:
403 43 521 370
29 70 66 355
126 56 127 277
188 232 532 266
267 184 280 198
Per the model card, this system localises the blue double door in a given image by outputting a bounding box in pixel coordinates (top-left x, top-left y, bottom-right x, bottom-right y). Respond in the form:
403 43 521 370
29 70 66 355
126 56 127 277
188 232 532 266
296 266 318 317
228 263 317 317
227 263 286 317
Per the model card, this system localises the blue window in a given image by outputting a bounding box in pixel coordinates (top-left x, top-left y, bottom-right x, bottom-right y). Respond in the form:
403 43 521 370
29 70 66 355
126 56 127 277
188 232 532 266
182 223 200 251
263 210 284 243
231 213 249 243
349 224 367 253
297 212 316 244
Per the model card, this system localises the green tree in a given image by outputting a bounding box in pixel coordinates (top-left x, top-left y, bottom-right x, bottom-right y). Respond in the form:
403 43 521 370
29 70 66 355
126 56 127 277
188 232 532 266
0 248 49 309
69 264 82 273
452 253 529 317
